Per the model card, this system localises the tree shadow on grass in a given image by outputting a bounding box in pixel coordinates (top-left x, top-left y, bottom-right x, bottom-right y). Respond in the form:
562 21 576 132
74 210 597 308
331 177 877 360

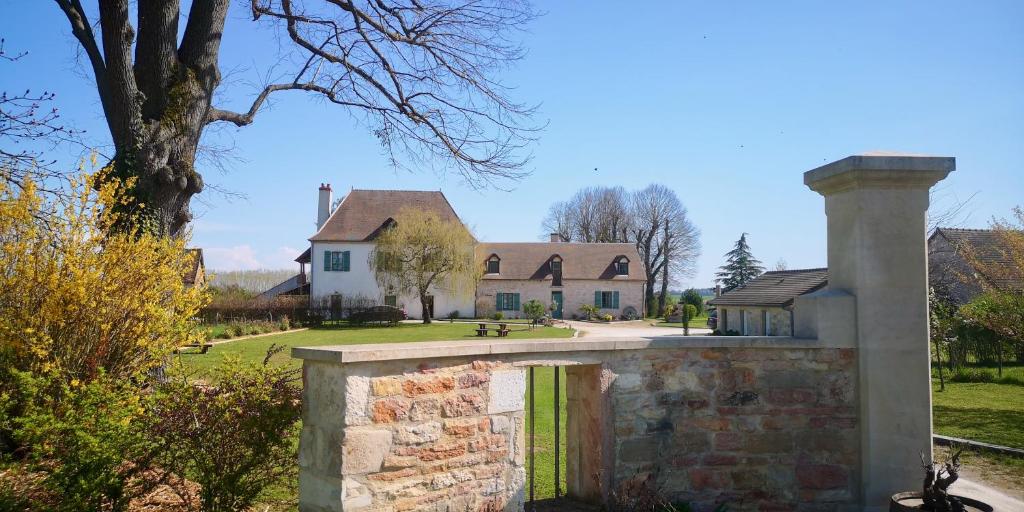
933 405 1024 449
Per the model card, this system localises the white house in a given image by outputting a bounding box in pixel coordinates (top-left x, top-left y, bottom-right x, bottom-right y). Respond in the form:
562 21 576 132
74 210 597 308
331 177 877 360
307 184 475 320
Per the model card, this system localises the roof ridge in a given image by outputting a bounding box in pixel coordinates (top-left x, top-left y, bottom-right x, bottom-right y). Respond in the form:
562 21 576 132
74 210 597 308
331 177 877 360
350 188 445 194
763 267 828 275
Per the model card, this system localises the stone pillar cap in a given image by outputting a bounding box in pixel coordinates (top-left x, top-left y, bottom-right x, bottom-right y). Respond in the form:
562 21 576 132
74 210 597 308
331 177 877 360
804 152 954 195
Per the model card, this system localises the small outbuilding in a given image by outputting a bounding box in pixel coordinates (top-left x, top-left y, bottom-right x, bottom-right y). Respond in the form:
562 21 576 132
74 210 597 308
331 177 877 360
708 268 828 335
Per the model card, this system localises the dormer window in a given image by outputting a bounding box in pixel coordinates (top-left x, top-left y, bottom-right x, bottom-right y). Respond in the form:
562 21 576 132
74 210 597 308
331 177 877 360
550 255 563 287
616 257 629 275
486 255 500 274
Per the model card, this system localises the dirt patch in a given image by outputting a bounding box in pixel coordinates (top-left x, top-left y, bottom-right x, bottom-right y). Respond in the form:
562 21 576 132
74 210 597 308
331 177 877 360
935 444 1024 501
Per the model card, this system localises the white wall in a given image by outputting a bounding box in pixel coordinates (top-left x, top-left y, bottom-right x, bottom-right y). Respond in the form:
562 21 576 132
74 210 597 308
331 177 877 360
310 241 474 319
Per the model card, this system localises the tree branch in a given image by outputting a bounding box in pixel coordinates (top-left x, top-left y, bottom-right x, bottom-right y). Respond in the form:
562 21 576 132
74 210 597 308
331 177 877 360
205 82 371 126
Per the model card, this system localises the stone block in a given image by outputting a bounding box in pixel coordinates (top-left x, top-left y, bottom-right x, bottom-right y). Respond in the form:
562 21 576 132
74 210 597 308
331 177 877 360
410 397 441 421
396 421 442 444
457 372 490 389
619 437 660 462
487 370 526 414
614 372 643 393
443 392 486 417
371 377 402 396
342 428 393 475
402 375 456 396
443 418 479 438
372 397 410 423
796 464 849 490
344 375 371 426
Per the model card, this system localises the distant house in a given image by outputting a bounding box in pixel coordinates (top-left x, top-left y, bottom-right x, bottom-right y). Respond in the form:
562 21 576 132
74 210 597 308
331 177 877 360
475 237 645 320
708 268 828 335
183 248 206 288
308 185 475 319
928 227 1023 305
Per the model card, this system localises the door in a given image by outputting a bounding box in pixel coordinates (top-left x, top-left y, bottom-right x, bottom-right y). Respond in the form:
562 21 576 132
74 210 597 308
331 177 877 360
551 291 563 319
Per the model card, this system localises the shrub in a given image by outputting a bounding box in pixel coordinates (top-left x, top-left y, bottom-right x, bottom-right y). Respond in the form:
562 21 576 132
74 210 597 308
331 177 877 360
278 315 291 331
151 347 301 512
491 311 504 321
0 173 207 384
682 304 698 323
682 288 704 316
6 371 160 512
950 368 996 383
579 304 600 320
216 331 234 340
522 300 547 326
230 324 245 337
601 313 614 322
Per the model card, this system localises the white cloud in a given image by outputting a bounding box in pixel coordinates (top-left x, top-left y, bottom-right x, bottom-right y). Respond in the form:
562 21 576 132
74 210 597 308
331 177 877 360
204 245 305 271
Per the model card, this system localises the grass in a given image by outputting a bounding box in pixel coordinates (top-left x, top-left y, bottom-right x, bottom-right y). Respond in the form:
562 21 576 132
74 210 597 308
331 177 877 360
177 321 574 375
933 363 1024 386
525 366 567 500
652 313 710 330
932 380 1024 449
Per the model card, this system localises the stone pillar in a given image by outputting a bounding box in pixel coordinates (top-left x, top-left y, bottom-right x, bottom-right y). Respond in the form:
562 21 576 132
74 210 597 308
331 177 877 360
805 154 954 510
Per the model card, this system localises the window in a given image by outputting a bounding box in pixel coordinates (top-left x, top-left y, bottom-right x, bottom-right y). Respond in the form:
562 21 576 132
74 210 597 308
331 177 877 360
384 295 397 308
722 309 729 331
616 258 629 275
551 257 562 286
487 256 500 274
496 292 520 311
594 290 620 309
323 250 350 271
763 310 771 336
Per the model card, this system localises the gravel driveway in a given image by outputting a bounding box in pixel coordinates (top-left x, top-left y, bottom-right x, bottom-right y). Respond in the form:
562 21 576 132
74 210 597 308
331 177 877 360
562 319 711 337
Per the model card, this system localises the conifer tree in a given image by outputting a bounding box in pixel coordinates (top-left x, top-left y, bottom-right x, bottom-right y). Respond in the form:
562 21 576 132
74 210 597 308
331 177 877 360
715 233 764 290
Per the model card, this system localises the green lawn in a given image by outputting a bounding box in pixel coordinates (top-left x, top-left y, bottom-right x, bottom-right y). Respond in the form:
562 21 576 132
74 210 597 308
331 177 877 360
652 313 710 330
177 321 574 375
932 380 1024 448
525 366 567 500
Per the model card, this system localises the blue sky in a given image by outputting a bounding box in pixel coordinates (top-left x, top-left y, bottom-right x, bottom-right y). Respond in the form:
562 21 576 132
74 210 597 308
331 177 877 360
2 1 1022 287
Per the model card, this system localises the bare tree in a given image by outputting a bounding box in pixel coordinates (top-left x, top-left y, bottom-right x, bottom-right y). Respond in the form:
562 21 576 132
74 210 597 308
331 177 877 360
543 184 701 316
630 185 699 317
1 39 83 198
773 258 788 271
541 186 631 242
53 0 539 236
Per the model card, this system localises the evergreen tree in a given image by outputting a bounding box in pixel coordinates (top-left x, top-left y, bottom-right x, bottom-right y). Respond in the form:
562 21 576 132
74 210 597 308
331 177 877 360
715 233 765 290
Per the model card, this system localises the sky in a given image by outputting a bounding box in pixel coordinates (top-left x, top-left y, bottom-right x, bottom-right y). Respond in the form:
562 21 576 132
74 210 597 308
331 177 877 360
2 1 1022 288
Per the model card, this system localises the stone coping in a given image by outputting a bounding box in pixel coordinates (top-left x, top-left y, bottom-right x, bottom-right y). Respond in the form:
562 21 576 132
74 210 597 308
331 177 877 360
291 335 823 364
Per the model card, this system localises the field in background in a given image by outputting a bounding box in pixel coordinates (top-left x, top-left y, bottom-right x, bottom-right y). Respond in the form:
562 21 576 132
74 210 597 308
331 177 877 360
207 269 295 293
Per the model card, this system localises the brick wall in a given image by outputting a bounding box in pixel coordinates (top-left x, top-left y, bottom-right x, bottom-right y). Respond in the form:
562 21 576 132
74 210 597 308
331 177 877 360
298 344 857 512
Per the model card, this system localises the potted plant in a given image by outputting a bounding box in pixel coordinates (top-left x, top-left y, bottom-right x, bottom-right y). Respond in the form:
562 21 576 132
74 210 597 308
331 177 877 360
890 448 992 511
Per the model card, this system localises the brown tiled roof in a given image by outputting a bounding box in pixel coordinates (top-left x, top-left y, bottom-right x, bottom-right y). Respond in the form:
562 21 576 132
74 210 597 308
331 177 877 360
708 268 828 307
295 247 311 264
933 228 1023 291
310 189 467 242
476 242 645 282
183 248 204 285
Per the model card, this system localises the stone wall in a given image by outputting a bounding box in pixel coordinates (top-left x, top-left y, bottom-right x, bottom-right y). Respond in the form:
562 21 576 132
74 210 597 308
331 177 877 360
296 340 858 512
476 278 644 319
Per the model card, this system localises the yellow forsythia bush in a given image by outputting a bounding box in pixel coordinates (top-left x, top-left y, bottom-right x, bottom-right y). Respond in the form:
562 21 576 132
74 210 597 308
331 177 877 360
0 171 208 382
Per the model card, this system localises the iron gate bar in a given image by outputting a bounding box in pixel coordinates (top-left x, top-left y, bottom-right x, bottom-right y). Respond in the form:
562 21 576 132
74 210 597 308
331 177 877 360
554 365 560 499
528 366 535 511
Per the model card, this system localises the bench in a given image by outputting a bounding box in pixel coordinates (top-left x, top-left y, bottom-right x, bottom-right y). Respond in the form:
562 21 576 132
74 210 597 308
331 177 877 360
475 323 511 337
174 343 213 354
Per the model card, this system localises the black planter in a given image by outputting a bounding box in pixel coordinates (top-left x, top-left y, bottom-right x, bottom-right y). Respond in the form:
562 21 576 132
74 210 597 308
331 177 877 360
890 492 994 512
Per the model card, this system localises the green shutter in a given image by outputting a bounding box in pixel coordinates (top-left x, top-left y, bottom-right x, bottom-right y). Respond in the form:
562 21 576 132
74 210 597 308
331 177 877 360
342 251 351 271
323 250 331 271
594 291 602 308
613 291 620 309
513 293 520 311
496 293 504 311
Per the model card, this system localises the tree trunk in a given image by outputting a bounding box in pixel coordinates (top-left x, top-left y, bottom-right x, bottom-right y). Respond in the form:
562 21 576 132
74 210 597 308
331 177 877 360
421 294 432 325
934 336 945 392
56 0 228 236
657 222 670 318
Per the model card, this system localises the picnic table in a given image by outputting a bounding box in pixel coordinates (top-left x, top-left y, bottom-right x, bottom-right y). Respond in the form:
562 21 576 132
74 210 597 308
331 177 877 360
475 322 510 337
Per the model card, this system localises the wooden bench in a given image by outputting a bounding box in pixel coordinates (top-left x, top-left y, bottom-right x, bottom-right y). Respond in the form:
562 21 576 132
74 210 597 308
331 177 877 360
475 323 510 337
174 343 213 354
